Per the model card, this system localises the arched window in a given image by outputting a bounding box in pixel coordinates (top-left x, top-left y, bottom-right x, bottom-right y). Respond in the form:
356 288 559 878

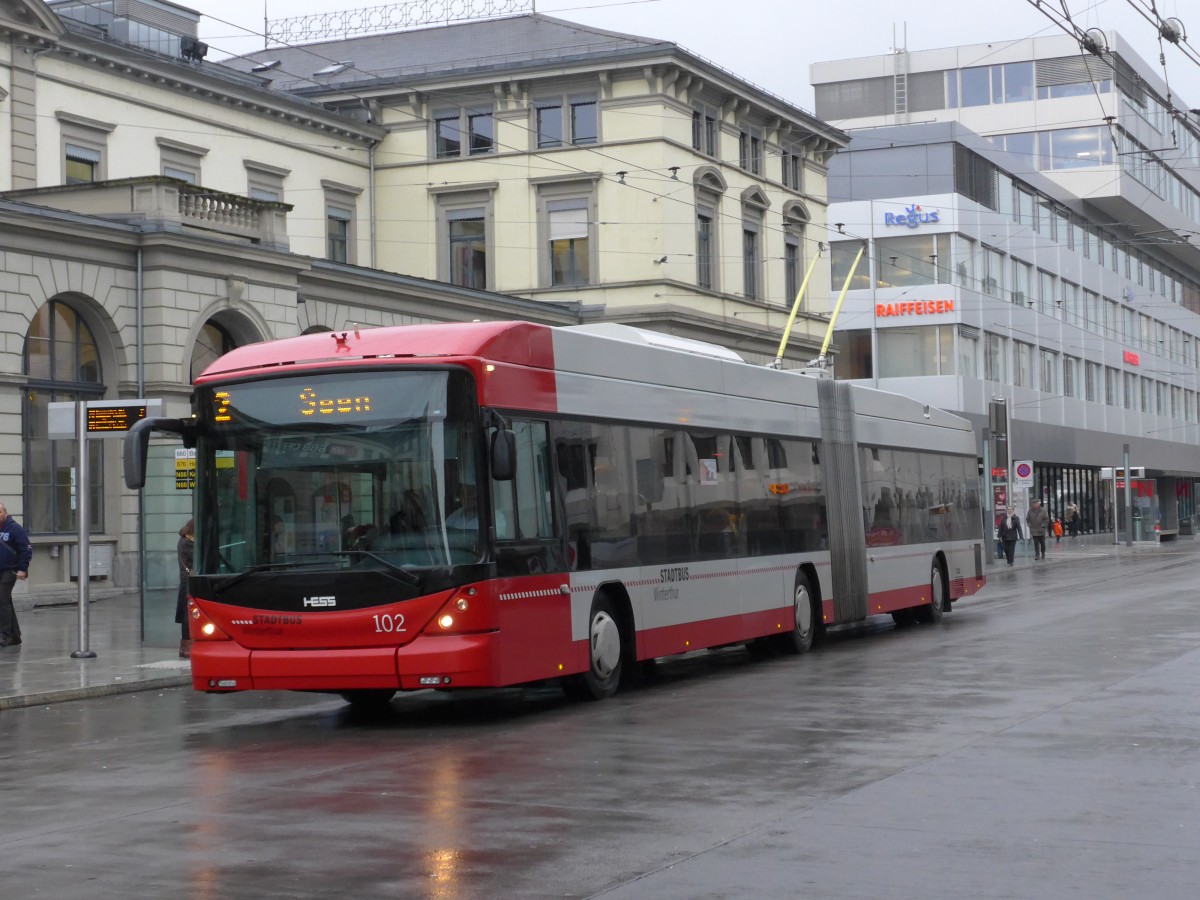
23 300 105 534
191 320 236 382
694 167 727 292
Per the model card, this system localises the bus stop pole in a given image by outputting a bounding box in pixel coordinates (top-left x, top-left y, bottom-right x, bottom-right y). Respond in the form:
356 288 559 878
981 427 993 566
1123 443 1133 548
71 400 96 659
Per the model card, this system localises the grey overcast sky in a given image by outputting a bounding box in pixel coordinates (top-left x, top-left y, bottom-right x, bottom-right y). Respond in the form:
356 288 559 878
194 0 1200 116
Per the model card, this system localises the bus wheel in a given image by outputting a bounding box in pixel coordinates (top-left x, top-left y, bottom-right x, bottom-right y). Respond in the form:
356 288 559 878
777 574 817 654
916 560 946 624
340 689 396 710
564 597 624 701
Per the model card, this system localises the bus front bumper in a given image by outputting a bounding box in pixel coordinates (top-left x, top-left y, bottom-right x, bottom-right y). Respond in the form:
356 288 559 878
190 633 499 693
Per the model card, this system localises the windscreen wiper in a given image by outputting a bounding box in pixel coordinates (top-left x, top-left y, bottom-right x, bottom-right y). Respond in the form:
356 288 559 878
212 559 337 595
332 550 422 587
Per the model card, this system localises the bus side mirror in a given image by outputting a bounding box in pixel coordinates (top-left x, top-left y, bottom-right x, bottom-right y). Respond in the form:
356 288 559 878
123 416 195 489
491 429 516 481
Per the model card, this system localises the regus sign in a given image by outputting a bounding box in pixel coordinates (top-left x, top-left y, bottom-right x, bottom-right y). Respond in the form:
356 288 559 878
884 203 939 228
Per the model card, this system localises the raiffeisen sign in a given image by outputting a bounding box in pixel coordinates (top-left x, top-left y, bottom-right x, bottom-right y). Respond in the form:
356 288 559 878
883 203 940 228
876 299 955 317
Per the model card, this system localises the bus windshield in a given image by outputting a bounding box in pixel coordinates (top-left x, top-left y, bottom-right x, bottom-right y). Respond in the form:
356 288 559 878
193 369 483 577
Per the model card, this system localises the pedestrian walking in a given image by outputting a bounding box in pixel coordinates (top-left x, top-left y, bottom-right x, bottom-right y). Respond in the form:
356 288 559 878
0 502 32 648
1026 498 1049 560
1053 517 1064 543
997 506 1023 566
176 518 194 659
1066 502 1080 536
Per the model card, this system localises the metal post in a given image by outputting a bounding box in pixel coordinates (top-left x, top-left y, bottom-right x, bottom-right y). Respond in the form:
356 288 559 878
1123 443 1133 548
982 427 993 566
71 400 96 659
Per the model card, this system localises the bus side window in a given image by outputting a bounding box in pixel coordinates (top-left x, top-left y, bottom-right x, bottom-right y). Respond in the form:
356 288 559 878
494 420 553 540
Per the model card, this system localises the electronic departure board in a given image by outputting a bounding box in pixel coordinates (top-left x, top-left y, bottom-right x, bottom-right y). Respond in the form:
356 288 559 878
86 404 148 433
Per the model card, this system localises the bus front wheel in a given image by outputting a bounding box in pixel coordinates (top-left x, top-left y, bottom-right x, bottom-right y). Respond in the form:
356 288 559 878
564 597 624 701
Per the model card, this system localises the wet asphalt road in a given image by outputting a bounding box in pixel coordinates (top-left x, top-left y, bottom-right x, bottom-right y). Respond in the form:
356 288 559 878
3 544 1200 900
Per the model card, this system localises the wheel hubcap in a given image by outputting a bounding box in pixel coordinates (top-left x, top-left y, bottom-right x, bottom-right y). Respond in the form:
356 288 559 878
931 568 944 611
794 587 812 638
590 611 621 678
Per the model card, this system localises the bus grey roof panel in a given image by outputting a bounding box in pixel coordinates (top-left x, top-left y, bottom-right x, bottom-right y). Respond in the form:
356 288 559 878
553 371 823 437
848 382 974 433
550 326 823 405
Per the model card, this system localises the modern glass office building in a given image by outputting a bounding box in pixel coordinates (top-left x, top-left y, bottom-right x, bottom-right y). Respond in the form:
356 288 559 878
812 30 1200 538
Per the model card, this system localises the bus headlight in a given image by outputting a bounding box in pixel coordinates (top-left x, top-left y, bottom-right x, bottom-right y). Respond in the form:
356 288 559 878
438 614 454 629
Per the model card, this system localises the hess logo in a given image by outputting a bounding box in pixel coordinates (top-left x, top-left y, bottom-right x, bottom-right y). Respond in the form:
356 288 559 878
302 596 337 608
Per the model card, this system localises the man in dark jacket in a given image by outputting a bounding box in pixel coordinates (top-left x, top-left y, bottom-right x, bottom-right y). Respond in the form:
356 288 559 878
1026 498 1050 560
0 502 32 648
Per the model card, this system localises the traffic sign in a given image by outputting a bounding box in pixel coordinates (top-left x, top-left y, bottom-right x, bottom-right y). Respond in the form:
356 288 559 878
1013 460 1034 489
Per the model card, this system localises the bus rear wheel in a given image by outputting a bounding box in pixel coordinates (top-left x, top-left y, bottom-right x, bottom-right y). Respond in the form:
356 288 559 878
563 597 624 701
339 689 396 710
776 574 818 654
915 560 947 624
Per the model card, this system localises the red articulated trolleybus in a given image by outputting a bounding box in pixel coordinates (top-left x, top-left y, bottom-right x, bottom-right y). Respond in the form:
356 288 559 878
125 321 986 708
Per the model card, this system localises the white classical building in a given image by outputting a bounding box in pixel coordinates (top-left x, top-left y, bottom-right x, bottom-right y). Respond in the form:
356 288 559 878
813 33 1200 539
0 0 848 635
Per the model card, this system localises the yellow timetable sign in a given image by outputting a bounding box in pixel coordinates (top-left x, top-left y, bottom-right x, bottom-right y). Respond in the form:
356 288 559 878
175 449 196 490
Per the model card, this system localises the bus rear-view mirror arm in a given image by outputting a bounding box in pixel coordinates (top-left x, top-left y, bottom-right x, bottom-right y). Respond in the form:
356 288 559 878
124 416 197 489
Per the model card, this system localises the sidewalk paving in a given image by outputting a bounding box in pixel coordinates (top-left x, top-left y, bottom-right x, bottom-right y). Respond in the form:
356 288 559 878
0 590 189 711
0 532 1165 711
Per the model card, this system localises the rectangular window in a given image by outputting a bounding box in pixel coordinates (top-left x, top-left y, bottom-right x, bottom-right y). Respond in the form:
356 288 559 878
1142 376 1154 412
246 161 287 203
1105 367 1119 406
781 149 803 190
448 213 487 289
436 111 462 157
1123 372 1136 410
697 208 715 290
985 333 1007 382
1085 361 1100 402
65 144 100 184
743 228 760 299
536 101 564 148
1041 349 1057 393
468 111 494 154
1013 342 1032 387
548 200 590 286
163 166 197 184
570 98 598 145
436 108 493 158
692 104 718 156
960 66 991 107
326 208 351 263
958 327 979 378
831 241 871 291
982 246 1004 297
878 326 944 377
536 95 598 148
158 138 206 184
739 125 763 175
785 238 800 302
1003 61 1034 102
1063 356 1077 398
